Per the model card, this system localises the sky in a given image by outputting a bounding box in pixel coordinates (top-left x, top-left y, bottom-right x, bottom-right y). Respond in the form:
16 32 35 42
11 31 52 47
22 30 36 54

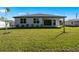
0 7 79 20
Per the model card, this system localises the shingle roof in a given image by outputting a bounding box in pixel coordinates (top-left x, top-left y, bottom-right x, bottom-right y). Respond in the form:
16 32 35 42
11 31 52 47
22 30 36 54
13 14 66 18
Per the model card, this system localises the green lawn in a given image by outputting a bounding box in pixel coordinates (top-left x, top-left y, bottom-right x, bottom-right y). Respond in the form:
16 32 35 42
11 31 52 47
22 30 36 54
0 27 79 52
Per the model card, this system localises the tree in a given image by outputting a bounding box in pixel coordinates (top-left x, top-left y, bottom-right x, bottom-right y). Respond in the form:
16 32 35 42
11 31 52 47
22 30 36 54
0 16 5 21
4 7 10 33
63 18 65 33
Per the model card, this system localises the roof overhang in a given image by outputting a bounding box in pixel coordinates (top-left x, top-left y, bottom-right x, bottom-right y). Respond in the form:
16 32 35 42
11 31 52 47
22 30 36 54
13 14 66 18
13 16 66 18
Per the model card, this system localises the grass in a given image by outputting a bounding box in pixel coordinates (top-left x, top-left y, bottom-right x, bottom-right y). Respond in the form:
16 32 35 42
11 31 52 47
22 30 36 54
0 27 79 52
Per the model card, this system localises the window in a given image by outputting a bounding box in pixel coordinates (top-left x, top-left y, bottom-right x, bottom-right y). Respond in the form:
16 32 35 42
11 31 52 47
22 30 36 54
20 18 26 23
24 19 26 23
20 19 23 23
53 20 56 25
59 20 62 25
33 18 39 23
71 22 73 24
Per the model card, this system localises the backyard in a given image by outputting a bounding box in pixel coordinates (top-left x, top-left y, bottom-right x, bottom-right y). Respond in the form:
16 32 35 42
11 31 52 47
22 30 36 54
0 27 79 52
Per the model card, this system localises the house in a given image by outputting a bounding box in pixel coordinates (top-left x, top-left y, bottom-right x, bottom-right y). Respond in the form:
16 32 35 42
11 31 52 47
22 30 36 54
9 20 15 27
13 14 66 27
65 19 79 26
0 20 10 28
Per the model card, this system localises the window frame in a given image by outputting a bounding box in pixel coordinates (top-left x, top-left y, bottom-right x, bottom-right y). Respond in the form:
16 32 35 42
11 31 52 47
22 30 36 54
53 20 56 25
33 18 39 24
71 21 73 24
20 18 26 24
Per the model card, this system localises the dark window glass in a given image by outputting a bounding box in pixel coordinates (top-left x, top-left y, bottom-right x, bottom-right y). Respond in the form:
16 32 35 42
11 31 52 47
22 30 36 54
37 21 39 23
71 22 73 24
33 18 39 23
20 19 23 23
53 20 56 25
34 20 36 23
24 19 26 23
60 20 62 25
20 18 26 23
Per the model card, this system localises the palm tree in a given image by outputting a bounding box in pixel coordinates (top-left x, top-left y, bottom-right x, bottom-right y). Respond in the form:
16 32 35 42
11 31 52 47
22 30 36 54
0 16 5 21
5 7 10 33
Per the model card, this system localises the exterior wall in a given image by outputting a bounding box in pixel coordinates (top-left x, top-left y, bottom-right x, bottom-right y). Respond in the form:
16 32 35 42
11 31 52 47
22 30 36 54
65 21 79 26
0 21 10 28
0 21 5 28
65 21 71 26
15 18 43 27
53 18 60 27
15 17 61 27
26 18 33 27
10 21 15 27
74 21 79 26
15 18 21 26
32 18 43 27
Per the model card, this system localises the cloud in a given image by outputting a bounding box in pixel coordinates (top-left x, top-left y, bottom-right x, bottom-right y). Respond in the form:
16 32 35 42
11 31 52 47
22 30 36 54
18 12 31 16
0 9 5 13
18 12 26 15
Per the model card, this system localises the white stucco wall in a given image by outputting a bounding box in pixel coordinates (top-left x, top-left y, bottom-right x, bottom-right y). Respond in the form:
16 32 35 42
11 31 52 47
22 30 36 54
15 18 21 26
65 21 79 26
65 21 72 26
51 18 60 27
15 17 61 27
32 18 43 27
15 18 43 27
0 21 10 28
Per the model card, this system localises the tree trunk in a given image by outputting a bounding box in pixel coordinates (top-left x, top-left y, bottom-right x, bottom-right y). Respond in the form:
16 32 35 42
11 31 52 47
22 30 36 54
5 12 8 33
63 18 65 33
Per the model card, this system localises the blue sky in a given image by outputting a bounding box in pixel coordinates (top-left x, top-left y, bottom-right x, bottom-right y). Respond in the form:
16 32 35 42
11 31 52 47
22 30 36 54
0 7 79 20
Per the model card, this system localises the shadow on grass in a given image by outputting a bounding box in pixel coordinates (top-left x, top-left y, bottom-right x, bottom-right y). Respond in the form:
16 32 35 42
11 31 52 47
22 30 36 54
53 32 68 39
3 31 11 35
